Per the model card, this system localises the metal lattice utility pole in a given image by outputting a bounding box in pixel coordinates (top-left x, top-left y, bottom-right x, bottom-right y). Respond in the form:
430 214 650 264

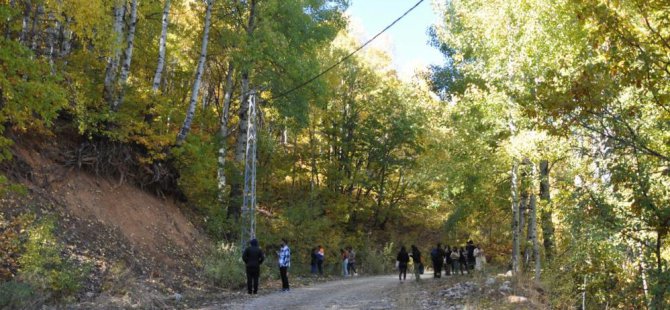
240 91 257 246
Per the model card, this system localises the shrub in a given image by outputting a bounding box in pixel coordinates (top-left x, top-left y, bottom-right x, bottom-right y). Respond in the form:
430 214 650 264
360 241 394 275
0 281 37 309
203 243 246 288
17 218 89 300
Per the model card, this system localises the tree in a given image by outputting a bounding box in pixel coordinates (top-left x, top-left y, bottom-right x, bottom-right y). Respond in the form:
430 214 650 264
176 0 213 145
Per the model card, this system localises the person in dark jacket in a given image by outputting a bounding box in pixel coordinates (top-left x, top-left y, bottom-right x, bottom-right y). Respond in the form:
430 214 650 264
445 245 452 275
466 240 476 271
242 238 265 294
411 245 422 281
396 246 410 281
310 247 318 275
431 243 445 278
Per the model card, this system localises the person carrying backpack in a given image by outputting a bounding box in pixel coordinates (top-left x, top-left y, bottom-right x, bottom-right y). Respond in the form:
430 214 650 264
242 238 265 294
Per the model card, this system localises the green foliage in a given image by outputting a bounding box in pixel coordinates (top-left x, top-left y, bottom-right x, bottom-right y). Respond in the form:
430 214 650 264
17 217 89 300
359 242 395 275
0 281 37 310
203 243 246 288
172 134 219 210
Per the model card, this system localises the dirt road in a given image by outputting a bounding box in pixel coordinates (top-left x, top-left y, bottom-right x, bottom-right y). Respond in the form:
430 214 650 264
205 274 421 310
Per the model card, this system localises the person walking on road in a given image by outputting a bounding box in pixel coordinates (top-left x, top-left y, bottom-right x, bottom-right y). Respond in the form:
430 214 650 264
242 238 265 295
431 243 445 278
474 245 486 271
396 245 410 281
310 247 318 275
347 246 357 276
341 248 349 277
450 247 461 275
466 240 476 271
410 245 423 281
445 245 453 276
458 247 467 275
317 245 325 276
278 239 291 292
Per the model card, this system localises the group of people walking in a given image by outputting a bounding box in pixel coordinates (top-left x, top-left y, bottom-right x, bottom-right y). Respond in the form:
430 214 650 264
396 240 486 281
242 239 359 295
241 238 486 295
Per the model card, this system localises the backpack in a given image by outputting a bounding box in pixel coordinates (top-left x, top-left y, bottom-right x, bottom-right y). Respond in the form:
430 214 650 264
430 248 438 260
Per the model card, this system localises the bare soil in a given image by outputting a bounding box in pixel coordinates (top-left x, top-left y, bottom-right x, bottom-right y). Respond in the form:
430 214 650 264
1 131 213 306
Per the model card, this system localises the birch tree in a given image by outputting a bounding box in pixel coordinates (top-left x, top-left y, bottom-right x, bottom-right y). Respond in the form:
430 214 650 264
104 1 126 105
111 0 138 112
216 63 234 207
152 0 171 92
175 0 213 144
539 159 555 260
228 0 257 219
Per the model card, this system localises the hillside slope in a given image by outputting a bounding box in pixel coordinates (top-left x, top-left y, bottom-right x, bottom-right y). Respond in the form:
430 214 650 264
1 132 213 306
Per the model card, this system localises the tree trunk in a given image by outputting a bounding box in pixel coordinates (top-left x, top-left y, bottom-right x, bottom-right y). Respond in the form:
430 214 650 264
539 159 555 260
19 0 31 44
57 16 73 59
529 191 540 281
176 0 213 144
651 231 666 309
29 4 43 52
520 190 529 270
217 63 234 208
511 160 520 274
46 13 57 70
151 0 171 92
104 2 126 105
229 0 257 220
111 0 138 112
309 122 319 192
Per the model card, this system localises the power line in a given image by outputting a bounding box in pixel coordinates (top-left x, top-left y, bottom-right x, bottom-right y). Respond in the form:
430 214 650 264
269 0 425 101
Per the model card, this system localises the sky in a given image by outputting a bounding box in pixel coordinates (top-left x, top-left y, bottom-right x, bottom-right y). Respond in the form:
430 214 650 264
345 0 445 78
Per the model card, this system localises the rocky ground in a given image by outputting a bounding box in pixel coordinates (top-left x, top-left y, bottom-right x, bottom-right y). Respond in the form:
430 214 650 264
196 269 545 310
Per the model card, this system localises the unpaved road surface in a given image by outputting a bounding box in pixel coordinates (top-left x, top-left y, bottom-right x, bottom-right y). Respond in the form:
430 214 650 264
203 275 422 310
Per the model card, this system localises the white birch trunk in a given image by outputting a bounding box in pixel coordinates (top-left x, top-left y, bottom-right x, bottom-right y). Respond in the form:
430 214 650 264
176 0 213 144
152 0 171 92
229 0 257 219
111 0 138 112
47 13 57 71
234 0 257 162
539 159 555 260
19 1 31 44
104 2 126 105
217 63 234 201
529 191 540 281
59 16 73 57
521 190 530 270
511 160 520 274
30 5 43 52
235 73 250 161
5 0 16 39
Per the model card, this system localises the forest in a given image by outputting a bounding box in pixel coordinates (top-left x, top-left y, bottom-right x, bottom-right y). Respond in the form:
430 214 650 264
0 0 668 308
